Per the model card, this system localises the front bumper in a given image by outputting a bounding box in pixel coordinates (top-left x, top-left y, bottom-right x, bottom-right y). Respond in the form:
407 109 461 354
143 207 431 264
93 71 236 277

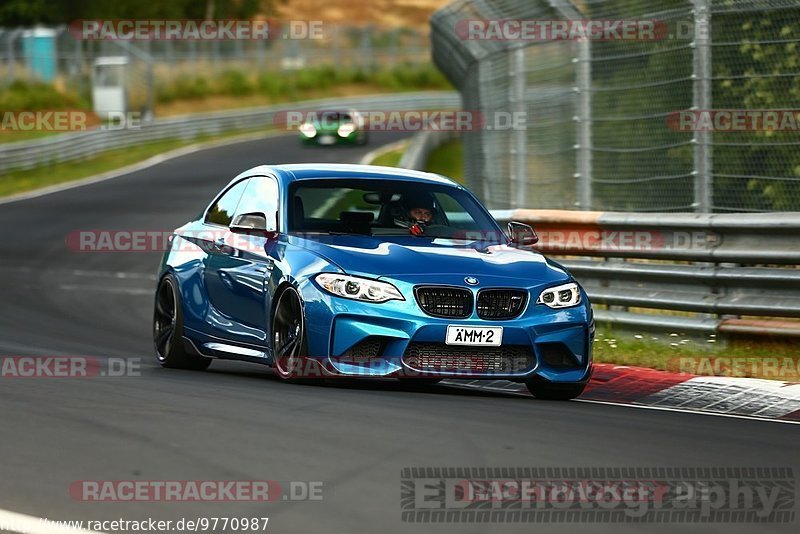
298 276 593 384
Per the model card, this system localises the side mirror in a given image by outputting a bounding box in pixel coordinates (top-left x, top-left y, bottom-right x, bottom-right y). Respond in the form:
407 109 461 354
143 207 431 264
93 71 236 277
231 212 277 236
508 221 539 247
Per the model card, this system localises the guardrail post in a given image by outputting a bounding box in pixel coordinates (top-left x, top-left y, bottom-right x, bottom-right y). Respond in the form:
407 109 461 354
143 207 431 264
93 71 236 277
692 0 713 213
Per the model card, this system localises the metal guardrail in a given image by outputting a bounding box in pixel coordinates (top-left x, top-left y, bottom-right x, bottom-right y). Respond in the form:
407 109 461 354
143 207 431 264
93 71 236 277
493 210 800 337
0 92 460 174
401 129 800 338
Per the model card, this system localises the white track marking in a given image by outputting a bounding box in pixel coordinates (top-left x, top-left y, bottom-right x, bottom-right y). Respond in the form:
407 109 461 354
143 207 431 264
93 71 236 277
69 270 157 280
304 139 411 218
3 267 156 281
0 131 287 206
308 139 410 218
357 139 409 165
639 376 800 417
575 398 800 426
58 284 152 296
441 379 800 425
0 340 78 356
0 508 105 534
0 129 406 207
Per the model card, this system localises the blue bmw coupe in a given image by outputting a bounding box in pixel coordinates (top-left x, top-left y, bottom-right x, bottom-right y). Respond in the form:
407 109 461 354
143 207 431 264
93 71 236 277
154 164 593 399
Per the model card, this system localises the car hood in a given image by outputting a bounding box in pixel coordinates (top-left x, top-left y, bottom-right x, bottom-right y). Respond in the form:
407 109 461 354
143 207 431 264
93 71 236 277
289 234 570 283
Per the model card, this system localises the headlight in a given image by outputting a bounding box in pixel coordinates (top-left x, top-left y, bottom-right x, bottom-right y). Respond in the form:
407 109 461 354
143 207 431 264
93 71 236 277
537 282 581 309
337 123 356 137
315 273 404 303
299 123 317 137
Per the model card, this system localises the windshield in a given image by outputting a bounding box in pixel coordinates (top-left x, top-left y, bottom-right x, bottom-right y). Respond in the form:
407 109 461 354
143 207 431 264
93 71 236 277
288 179 504 241
317 111 351 123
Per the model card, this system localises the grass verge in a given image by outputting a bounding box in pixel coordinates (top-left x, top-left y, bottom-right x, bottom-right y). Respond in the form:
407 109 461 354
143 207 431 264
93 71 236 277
424 139 463 182
370 147 405 167
0 127 277 198
593 328 799 381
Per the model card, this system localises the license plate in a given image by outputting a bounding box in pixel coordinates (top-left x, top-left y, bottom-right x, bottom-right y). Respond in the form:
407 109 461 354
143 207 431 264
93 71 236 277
446 325 503 346
318 135 335 145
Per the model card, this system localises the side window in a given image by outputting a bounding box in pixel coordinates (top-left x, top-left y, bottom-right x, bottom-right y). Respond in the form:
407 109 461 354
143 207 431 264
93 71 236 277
205 179 248 226
434 192 471 228
235 176 280 221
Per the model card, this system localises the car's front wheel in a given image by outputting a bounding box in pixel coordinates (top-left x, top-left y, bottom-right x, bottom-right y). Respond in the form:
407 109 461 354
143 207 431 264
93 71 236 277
153 274 212 370
272 287 309 381
525 380 586 400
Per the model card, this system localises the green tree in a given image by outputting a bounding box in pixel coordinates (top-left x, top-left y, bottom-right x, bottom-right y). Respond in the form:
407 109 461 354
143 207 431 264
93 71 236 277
0 0 287 26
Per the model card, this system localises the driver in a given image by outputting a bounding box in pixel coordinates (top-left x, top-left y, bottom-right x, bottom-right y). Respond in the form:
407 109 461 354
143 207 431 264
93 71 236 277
396 195 436 235
404 195 435 223
407 206 433 224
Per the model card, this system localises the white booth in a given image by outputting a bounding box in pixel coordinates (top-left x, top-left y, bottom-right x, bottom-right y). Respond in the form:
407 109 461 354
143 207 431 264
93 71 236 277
91 57 128 119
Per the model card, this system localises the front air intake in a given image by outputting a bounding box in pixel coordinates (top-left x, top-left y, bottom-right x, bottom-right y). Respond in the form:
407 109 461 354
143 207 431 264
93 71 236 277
477 289 527 319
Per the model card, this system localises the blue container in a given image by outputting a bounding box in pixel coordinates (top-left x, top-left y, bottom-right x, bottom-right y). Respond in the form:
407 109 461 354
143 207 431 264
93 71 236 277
22 27 57 82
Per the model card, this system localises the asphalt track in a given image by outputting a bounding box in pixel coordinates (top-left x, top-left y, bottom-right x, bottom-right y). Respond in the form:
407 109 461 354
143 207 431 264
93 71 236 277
0 131 796 534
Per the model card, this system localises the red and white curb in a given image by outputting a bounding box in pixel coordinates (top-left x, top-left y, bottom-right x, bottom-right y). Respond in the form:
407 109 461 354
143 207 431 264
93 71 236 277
444 363 800 423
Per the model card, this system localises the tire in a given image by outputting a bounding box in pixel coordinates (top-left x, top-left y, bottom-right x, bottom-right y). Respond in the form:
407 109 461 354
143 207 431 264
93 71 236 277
271 286 310 381
525 380 586 400
154 274 212 370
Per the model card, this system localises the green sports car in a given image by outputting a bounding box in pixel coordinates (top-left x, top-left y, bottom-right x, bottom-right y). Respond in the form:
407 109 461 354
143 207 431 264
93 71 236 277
299 109 368 146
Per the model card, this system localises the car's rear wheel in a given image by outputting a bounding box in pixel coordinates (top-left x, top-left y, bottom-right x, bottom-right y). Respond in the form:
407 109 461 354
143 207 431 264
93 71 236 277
525 380 586 400
154 274 211 370
272 287 309 381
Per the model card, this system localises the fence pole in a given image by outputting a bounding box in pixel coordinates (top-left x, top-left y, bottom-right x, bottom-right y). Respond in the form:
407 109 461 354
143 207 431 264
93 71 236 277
548 0 592 210
73 31 83 93
6 30 17 84
361 25 373 70
692 0 712 213
510 45 527 208
576 37 592 210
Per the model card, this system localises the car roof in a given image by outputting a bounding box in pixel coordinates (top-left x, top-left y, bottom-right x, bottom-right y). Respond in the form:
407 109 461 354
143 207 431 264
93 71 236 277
237 164 460 187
